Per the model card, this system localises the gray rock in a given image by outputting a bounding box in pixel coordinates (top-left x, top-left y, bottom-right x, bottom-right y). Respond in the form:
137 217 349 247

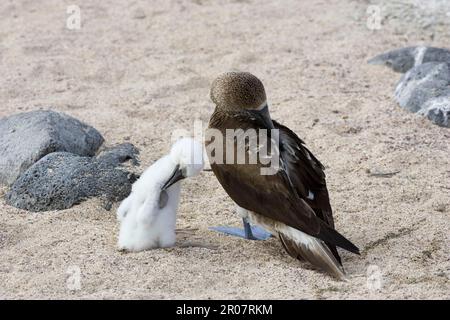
418 95 450 128
5 144 139 212
394 62 450 113
96 143 140 166
0 110 104 186
368 47 417 73
368 46 450 73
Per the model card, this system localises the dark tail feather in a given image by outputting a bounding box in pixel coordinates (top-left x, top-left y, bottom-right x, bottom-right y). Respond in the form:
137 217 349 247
312 207 342 264
326 243 342 265
317 222 360 255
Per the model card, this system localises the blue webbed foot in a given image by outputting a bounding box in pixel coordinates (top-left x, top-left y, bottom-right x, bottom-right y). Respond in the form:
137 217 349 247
210 218 271 240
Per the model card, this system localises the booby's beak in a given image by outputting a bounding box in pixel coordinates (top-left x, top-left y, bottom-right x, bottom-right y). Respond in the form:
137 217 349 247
161 165 185 190
257 104 275 129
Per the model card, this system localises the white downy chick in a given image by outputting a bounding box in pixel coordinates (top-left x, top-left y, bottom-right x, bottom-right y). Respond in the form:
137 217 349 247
117 138 204 251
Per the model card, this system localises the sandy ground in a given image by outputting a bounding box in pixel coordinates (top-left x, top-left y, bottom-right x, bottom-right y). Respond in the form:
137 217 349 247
0 0 449 299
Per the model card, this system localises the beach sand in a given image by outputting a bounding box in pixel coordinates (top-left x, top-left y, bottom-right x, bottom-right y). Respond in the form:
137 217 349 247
0 0 449 299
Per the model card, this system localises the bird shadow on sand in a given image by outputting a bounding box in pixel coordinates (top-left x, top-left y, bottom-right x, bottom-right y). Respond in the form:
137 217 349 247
175 228 219 250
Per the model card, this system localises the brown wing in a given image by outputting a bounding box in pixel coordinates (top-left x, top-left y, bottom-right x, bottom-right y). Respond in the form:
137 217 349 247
207 110 359 255
273 120 341 263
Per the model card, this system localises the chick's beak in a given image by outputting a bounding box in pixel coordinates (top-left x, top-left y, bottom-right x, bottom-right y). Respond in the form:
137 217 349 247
161 165 185 190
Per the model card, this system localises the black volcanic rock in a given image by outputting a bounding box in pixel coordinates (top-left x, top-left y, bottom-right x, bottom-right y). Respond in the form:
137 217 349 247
5 144 139 212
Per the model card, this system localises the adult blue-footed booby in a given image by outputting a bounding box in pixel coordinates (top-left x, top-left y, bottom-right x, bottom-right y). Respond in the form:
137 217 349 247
205 72 359 279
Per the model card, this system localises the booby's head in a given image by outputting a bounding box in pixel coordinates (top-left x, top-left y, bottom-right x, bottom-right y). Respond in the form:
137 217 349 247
162 138 204 190
210 71 274 128
211 71 268 111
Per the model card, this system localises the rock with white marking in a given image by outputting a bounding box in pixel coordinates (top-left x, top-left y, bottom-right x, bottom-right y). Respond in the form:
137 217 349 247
369 46 450 128
5 143 139 212
368 46 450 73
0 110 104 186
418 95 450 128
394 62 450 113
